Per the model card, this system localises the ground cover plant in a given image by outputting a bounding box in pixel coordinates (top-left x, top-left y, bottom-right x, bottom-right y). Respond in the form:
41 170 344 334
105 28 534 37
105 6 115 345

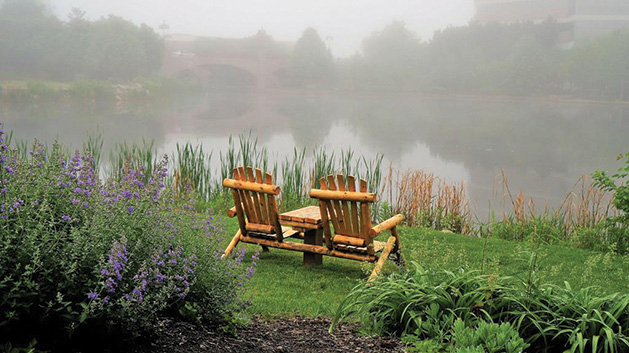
0 124 255 350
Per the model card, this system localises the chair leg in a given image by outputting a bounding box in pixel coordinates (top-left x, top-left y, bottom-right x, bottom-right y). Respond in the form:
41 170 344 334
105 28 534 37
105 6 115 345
262 245 270 253
222 230 242 259
368 235 396 281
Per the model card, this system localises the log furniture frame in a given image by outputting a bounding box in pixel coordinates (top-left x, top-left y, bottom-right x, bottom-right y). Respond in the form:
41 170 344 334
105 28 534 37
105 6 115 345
222 167 404 280
222 166 300 259
309 174 404 281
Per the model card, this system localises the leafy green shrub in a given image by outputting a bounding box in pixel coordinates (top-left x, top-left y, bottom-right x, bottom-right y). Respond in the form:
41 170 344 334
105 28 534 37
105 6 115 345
571 224 629 254
0 124 255 348
593 152 629 221
332 263 629 352
331 264 505 337
592 152 629 254
451 320 528 353
503 283 629 353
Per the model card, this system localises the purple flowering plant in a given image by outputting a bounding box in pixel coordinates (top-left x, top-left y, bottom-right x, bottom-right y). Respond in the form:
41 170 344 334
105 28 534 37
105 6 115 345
0 123 255 341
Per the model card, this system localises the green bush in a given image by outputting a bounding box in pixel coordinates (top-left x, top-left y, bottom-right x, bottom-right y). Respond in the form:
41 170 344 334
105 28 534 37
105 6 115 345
452 320 528 353
331 264 505 337
489 216 566 245
592 151 629 254
332 263 629 352
0 124 255 348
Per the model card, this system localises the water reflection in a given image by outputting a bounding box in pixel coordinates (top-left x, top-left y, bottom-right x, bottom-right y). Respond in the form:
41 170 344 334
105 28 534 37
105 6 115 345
3 90 628 217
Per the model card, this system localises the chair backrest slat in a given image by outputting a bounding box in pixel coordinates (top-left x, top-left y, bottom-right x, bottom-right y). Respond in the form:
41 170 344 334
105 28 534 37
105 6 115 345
235 167 257 224
255 168 270 225
327 175 350 235
347 175 361 238
318 177 333 248
311 174 375 248
264 172 283 241
336 174 355 236
225 166 281 238
246 166 264 224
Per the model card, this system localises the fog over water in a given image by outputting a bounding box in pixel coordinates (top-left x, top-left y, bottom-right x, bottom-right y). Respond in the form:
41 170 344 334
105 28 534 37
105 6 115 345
4 92 629 218
2 0 629 218
49 0 474 57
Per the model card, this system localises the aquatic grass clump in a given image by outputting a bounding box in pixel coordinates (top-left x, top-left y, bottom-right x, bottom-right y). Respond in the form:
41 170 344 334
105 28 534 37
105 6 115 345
172 142 215 200
171 133 384 215
0 123 255 348
488 170 624 252
108 139 158 182
280 147 308 210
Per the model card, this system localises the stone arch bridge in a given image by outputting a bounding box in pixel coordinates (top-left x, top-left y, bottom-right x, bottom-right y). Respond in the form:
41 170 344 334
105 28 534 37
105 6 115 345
161 35 290 89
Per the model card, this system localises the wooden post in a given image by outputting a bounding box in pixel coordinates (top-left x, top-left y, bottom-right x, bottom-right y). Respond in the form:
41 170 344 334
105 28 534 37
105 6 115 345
303 228 323 266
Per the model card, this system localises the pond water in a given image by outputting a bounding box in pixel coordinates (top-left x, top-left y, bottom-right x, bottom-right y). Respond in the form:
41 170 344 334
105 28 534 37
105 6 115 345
2 90 628 218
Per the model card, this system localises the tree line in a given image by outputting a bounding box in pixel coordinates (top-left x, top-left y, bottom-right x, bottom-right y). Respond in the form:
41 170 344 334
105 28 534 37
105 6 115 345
0 0 163 81
289 20 629 100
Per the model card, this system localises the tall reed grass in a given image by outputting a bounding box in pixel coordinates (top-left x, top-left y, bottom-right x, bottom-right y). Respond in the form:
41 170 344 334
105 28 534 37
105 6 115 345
488 170 616 248
108 140 158 182
172 142 214 200
383 167 470 233
7 127 620 248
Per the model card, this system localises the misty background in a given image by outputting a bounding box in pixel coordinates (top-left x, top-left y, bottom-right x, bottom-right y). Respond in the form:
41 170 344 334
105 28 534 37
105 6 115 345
1 0 629 215
47 0 475 57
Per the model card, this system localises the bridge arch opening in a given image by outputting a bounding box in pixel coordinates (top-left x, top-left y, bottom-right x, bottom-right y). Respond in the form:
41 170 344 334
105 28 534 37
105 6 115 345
197 64 257 88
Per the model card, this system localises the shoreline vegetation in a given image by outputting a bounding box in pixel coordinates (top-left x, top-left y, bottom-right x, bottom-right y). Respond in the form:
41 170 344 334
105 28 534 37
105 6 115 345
4 125 625 254
5 78 629 106
0 77 201 103
1 124 627 352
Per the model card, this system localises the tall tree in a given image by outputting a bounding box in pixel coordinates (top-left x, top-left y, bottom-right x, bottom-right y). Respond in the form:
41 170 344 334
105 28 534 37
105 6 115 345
0 0 62 77
359 20 423 89
84 16 163 80
286 27 336 88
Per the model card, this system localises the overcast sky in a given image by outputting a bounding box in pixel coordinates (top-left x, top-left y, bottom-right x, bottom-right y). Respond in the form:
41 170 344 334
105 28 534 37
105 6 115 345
49 0 475 57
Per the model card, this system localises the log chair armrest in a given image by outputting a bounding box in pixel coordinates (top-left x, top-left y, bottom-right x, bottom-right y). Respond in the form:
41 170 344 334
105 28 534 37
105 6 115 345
227 206 237 218
370 214 404 237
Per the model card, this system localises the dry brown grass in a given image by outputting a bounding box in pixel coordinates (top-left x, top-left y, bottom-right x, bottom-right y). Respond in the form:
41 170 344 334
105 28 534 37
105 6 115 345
383 166 470 233
495 170 614 238
559 174 614 233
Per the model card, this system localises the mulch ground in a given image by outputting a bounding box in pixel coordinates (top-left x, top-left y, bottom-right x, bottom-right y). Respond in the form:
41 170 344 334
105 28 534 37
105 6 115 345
131 316 405 353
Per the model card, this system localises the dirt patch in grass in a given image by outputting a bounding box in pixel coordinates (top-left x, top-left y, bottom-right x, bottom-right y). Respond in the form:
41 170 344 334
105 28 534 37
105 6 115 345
131 316 404 353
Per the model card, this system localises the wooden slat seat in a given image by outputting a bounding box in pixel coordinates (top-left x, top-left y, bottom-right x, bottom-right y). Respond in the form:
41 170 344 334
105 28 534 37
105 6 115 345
309 174 405 281
223 167 404 280
222 167 321 266
222 166 286 258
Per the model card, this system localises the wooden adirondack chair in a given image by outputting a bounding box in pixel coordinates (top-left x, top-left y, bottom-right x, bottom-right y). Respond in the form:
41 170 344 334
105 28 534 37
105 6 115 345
222 166 299 259
309 174 405 281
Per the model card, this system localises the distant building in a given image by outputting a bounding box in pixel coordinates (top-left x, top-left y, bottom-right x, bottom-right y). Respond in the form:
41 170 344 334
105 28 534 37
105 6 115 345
474 0 629 48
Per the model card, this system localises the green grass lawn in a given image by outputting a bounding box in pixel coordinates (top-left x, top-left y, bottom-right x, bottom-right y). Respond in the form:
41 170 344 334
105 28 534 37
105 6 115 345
221 217 629 318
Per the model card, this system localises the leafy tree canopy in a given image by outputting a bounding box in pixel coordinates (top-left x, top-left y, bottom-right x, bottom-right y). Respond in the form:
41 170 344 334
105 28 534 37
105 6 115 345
285 27 336 88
